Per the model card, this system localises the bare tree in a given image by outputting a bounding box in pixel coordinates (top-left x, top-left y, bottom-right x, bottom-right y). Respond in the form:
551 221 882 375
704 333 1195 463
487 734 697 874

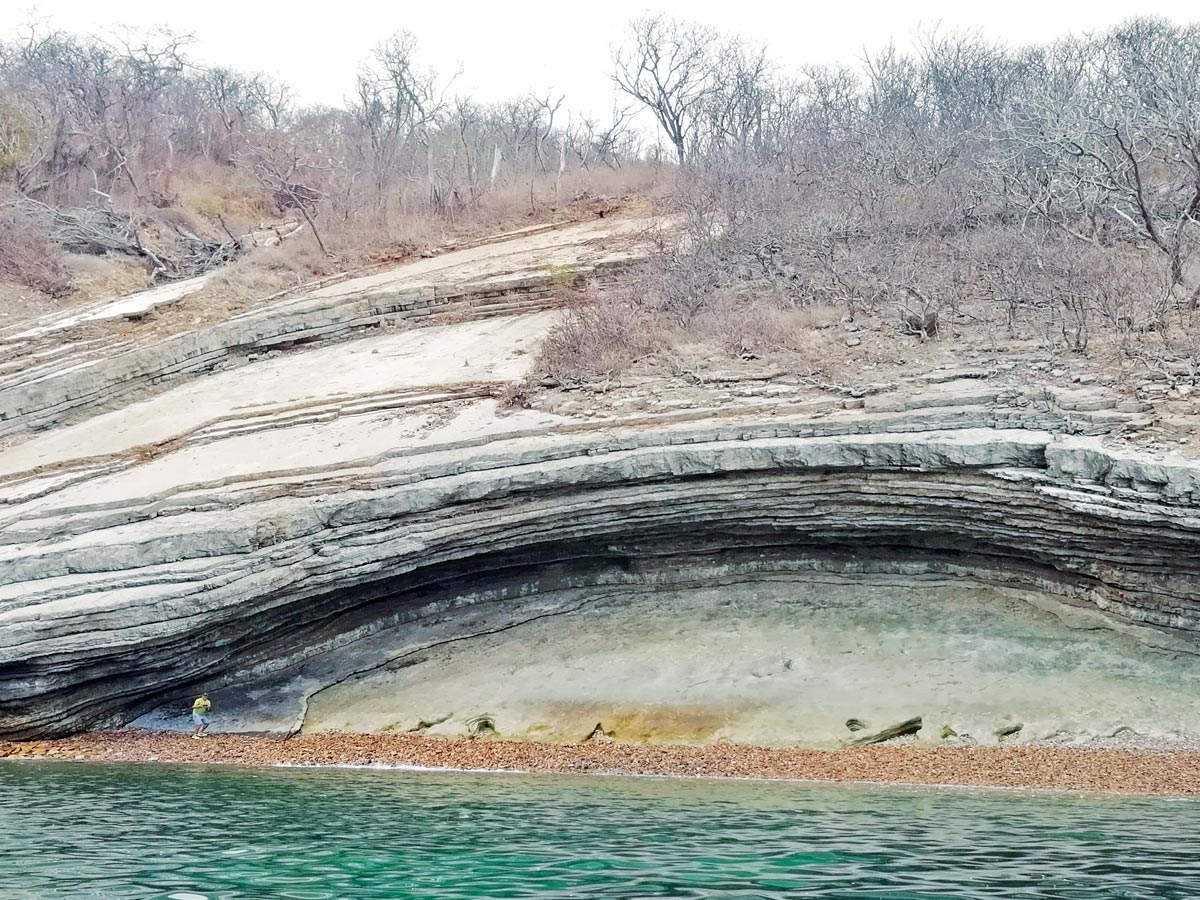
579 104 637 169
0 17 651 300
613 16 719 165
243 135 331 256
349 31 451 218
996 21 1200 310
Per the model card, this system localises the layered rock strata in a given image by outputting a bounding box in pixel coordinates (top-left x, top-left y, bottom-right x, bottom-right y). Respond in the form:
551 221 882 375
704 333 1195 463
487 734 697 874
0 218 642 436
2 391 1199 740
1 218 1198 744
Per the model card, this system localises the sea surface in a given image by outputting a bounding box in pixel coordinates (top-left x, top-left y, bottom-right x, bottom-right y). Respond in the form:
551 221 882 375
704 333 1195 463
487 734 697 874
1 761 1197 899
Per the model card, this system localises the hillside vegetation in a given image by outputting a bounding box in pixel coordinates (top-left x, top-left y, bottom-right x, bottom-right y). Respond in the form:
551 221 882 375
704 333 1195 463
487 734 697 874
542 17 1200 385
5 16 1200 390
0 24 657 322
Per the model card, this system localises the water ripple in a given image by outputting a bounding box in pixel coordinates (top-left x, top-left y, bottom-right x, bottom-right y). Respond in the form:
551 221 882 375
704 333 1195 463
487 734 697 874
0 762 1197 899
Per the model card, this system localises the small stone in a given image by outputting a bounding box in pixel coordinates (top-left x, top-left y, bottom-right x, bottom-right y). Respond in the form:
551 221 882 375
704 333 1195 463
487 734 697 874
845 337 862 348
583 723 614 742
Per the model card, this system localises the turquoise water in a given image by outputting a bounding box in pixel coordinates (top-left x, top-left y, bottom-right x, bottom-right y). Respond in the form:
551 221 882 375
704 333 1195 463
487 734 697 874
1 763 1197 899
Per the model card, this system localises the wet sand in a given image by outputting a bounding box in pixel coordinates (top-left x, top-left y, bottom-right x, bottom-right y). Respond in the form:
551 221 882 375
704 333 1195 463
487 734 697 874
2 730 1199 797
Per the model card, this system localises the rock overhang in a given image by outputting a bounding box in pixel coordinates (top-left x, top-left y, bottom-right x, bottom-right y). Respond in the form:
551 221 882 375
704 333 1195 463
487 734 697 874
2 406 1200 739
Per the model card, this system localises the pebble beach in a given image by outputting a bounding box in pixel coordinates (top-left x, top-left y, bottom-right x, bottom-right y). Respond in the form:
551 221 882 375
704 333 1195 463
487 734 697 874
3 730 1198 798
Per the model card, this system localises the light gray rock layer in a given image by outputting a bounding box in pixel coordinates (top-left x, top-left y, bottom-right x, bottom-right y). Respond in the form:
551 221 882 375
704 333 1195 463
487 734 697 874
2 414 1199 739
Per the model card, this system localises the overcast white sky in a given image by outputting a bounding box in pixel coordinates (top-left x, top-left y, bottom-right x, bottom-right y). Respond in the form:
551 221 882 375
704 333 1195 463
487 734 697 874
4 0 1198 121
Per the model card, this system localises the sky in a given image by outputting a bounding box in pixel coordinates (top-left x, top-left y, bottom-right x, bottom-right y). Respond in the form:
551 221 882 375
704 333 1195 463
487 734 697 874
4 0 1198 124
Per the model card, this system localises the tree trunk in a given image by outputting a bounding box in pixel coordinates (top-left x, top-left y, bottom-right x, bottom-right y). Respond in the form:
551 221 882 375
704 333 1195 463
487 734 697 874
489 145 502 192
555 140 566 207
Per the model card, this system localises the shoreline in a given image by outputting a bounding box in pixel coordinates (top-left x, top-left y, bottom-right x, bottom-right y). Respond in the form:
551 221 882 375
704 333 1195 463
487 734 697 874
3 730 1199 798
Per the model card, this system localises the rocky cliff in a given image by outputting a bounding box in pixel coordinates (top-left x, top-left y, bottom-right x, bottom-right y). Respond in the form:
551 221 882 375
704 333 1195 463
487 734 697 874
2 218 1198 744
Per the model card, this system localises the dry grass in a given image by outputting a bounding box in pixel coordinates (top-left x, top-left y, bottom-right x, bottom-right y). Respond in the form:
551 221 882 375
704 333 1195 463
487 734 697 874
0 156 666 337
63 255 150 302
0 279 62 326
0 196 70 298
537 273 874 385
316 162 667 267
0 167 270 314
142 241 340 330
157 164 669 330
171 162 274 231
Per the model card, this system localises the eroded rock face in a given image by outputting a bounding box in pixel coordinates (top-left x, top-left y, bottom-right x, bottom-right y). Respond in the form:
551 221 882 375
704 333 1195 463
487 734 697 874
283 576 1200 746
2 411 1199 740
1 219 1198 743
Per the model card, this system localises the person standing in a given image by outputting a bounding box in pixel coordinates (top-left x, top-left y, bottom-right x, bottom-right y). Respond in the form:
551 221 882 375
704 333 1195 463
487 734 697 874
191 693 212 738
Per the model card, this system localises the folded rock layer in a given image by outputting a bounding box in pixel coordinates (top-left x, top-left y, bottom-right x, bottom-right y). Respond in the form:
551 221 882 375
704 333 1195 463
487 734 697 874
2 217 1198 743
2 414 1199 740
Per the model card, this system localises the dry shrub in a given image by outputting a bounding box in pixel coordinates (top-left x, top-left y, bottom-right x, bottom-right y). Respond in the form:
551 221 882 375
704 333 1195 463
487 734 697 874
250 161 670 293
538 288 665 382
153 205 207 236
247 240 336 277
0 198 70 296
320 213 430 266
537 266 855 384
187 239 337 309
318 161 666 268
172 162 273 231
454 162 664 230
63 254 149 300
953 226 1172 355
684 297 845 371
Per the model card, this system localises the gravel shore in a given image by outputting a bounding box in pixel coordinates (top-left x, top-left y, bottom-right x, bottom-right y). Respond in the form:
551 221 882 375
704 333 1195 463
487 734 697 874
3 731 1198 797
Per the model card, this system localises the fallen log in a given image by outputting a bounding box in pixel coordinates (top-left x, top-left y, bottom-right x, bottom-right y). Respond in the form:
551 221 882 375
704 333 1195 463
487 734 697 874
850 716 923 746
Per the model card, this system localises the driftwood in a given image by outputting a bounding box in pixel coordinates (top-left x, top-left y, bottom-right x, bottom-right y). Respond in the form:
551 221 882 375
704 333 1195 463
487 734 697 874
27 199 249 281
49 206 145 256
173 225 241 276
849 716 923 746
